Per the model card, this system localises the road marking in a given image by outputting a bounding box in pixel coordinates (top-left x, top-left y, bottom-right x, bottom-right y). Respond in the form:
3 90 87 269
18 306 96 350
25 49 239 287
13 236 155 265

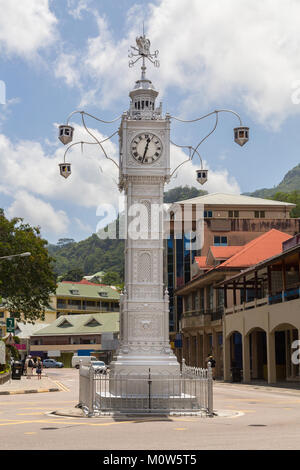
0 417 205 428
238 410 256 413
17 412 47 416
19 407 68 410
174 428 187 431
227 411 245 418
54 381 70 392
0 400 76 406
24 432 36 435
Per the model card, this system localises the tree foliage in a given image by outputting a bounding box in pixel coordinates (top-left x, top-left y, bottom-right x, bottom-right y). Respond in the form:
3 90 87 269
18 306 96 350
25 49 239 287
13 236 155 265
102 271 121 286
60 268 85 282
245 163 300 198
48 234 125 279
163 185 208 203
268 190 300 218
0 211 57 322
57 238 75 247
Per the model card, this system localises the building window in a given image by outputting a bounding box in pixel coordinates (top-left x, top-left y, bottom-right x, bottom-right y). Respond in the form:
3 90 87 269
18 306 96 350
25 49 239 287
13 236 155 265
204 211 213 218
255 211 265 218
69 289 79 295
99 292 108 297
228 210 239 218
214 236 228 246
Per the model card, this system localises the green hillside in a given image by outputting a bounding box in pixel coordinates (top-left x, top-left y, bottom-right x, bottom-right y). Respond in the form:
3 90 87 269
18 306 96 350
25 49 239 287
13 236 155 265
245 163 300 198
49 185 205 279
48 235 125 279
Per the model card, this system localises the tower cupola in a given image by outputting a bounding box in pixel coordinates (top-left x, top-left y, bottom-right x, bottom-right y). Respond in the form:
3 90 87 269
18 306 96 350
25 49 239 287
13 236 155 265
128 34 162 120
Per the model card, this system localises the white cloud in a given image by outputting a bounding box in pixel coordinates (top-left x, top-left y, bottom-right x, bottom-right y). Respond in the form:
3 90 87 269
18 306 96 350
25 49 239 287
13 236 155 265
59 0 300 128
0 0 57 58
74 217 93 233
148 0 300 128
55 53 81 88
66 0 91 19
166 144 240 194
0 123 120 210
6 190 69 235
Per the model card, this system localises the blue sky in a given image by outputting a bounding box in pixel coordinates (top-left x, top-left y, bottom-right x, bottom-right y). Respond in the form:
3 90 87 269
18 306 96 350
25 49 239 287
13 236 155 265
1 0 300 244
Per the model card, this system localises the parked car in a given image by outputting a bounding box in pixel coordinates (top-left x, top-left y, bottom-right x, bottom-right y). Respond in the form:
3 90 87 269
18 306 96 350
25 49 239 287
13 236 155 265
90 361 107 374
43 358 64 368
71 355 97 369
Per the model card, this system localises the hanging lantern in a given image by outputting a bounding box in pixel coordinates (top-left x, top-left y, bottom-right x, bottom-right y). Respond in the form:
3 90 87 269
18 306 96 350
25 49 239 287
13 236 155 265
196 169 208 185
58 125 74 145
59 163 71 179
234 126 249 147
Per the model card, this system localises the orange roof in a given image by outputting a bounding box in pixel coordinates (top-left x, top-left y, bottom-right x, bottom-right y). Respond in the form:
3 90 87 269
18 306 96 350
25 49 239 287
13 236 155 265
194 256 212 269
217 229 292 269
210 246 243 259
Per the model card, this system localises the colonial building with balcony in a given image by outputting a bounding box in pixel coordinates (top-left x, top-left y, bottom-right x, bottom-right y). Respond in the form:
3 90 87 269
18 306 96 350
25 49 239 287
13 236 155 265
167 192 300 347
217 232 300 384
30 312 119 365
175 229 292 379
49 280 120 322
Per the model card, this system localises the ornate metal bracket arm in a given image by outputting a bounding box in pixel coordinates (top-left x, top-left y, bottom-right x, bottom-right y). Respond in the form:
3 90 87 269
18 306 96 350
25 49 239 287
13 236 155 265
169 142 204 178
169 109 242 126
80 113 119 169
66 110 122 126
62 129 119 164
168 108 249 184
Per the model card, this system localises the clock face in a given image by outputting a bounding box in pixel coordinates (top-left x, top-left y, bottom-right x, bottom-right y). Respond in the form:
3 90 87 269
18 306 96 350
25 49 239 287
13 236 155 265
131 132 163 164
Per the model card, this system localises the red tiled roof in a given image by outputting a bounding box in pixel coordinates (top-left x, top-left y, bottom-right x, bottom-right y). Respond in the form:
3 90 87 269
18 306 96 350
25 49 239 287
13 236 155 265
209 246 243 259
217 229 292 269
194 256 212 269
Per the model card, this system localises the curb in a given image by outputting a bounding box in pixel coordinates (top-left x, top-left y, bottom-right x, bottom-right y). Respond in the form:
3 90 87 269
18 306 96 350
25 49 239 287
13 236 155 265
0 388 60 395
51 408 240 419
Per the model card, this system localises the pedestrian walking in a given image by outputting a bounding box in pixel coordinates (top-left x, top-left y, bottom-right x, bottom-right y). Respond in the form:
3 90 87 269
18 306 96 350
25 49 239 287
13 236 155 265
25 355 34 379
36 357 43 380
206 354 216 380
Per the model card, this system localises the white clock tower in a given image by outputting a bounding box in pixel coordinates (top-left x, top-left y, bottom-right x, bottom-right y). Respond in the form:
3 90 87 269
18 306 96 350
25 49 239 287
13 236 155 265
110 35 180 377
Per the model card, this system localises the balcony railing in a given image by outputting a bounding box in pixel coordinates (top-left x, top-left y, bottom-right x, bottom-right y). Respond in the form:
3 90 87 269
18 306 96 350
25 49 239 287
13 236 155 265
56 304 119 312
211 306 224 321
183 306 223 322
225 287 300 314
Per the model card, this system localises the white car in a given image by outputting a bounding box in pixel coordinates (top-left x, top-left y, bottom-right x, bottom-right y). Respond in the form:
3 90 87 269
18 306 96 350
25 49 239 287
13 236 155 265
90 361 107 374
71 355 97 369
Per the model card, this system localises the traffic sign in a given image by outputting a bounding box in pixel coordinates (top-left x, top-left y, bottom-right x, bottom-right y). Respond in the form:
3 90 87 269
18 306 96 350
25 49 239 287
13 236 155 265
6 318 15 333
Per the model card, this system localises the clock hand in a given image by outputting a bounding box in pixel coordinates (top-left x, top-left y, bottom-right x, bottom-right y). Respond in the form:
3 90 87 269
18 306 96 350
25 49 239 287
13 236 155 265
142 138 151 163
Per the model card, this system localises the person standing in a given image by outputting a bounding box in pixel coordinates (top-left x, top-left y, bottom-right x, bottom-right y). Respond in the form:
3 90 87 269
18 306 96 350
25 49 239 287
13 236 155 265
206 354 216 380
26 355 34 379
36 357 43 380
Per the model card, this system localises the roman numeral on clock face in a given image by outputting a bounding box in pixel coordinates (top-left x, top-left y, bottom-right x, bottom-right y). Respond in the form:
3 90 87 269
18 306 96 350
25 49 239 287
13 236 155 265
131 132 163 164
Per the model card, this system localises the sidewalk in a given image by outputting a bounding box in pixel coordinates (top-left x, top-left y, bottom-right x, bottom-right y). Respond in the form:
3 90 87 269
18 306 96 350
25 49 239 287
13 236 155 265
0 374 60 395
216 379 300 393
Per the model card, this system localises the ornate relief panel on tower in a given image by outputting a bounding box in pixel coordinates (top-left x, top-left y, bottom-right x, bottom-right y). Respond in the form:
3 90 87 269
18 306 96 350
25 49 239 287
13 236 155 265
129 312 163 341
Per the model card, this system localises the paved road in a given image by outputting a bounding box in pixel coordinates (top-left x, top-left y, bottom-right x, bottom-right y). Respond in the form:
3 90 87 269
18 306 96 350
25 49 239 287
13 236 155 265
1 369 300 450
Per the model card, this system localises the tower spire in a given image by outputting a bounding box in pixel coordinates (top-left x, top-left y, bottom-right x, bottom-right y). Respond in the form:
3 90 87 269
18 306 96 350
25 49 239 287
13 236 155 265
128 33 162 120
128 31 160 79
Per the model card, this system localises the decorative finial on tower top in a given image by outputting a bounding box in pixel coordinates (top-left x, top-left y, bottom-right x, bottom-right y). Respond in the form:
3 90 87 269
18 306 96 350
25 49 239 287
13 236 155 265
128 31 160 78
